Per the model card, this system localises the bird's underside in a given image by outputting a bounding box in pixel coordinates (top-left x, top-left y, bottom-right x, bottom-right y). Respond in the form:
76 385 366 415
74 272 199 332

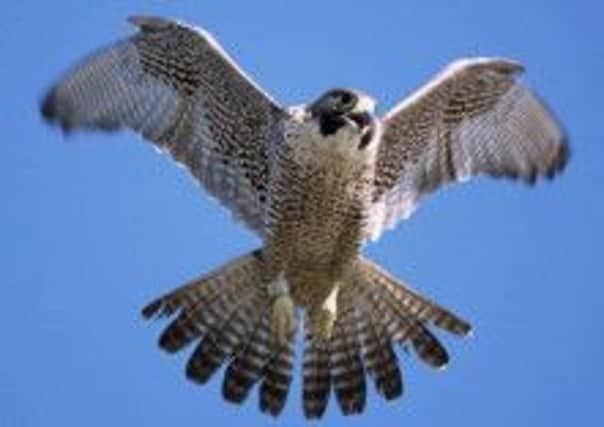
41 15 569 418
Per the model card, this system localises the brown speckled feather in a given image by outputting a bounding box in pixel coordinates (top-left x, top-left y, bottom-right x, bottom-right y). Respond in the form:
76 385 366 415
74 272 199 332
41 16 286 236
370 58 569 239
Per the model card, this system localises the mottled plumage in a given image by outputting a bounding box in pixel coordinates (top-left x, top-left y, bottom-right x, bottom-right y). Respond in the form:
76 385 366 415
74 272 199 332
41 15 568 419
369 58 568 239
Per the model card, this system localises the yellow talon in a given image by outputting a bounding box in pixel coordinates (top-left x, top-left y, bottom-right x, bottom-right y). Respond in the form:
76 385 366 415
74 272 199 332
314 307 336 341
270 294 295 348
310 282 340 342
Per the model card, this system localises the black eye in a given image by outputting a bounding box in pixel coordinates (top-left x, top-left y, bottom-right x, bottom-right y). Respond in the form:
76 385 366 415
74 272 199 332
340 92 354 105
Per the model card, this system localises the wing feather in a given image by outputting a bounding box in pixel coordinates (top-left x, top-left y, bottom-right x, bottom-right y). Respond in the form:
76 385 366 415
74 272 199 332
369 57 569 240
41 16 287 236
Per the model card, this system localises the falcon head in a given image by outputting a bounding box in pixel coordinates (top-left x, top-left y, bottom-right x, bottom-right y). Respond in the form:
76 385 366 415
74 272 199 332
308 88 379 150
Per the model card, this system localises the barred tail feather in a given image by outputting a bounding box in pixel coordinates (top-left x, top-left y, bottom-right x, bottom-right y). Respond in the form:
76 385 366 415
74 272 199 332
360 258 472 337
143 250 470 419
144 249 293 415
300 256 471 417
222 311 272 404
409 323 450 368
259 331 296 416
355 303 403 400
302 324 331 419
353 257 471 370
142 250 265 352
329 296 366 415
185 287 262 384
340 273 406 402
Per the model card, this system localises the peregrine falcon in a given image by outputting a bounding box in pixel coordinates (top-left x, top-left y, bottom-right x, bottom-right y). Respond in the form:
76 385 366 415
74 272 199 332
41 15 569 418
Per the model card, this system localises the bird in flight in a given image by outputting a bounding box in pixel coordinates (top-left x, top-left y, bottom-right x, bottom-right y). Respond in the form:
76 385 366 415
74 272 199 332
41 15 568 419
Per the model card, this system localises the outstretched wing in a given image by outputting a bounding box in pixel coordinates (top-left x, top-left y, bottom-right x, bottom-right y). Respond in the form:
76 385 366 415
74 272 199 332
368 57 569 240
41 16 287 236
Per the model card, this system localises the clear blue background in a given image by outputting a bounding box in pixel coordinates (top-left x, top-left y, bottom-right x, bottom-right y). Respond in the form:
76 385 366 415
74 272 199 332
2 1 602 426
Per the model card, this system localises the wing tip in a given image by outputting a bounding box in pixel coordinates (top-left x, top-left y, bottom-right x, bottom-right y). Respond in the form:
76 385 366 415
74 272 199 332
550 137 571 177
40 88 56 122
506 130 570 187
40 87 78 134
40 87 61 127
528 134 570 185
532 88 571 181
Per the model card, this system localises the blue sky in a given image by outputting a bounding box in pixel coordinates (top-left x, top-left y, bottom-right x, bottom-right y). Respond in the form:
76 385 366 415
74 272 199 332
1 0 602 426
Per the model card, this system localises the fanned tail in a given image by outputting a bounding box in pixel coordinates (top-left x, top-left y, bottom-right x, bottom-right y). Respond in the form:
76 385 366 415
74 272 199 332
302 256 471 418
143 249 296 417
143 251 470 419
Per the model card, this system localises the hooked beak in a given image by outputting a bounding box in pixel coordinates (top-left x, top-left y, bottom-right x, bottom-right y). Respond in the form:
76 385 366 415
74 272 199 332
346 111 377 150
346 111 373 130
